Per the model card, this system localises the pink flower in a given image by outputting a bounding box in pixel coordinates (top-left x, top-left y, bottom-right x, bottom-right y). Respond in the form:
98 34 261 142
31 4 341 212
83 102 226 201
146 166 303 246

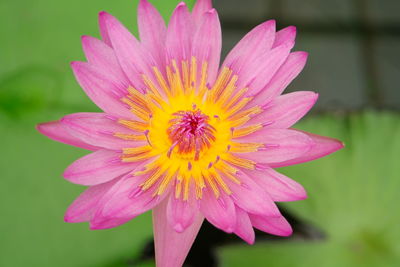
37 0 343 266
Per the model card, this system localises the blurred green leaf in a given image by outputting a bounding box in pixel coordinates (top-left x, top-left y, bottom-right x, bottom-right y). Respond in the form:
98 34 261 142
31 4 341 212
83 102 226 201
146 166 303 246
0 66 61 118
219 112 400 267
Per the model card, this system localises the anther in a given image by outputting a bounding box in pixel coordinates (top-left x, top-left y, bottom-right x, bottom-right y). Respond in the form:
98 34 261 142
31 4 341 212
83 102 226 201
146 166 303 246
262 121 275 127
144 130 152 146
258 144 280 150
167 142 178 158
188 161 192 171
105 115 118 121
129 187 143 199
255 163 269 170
241 183 250 189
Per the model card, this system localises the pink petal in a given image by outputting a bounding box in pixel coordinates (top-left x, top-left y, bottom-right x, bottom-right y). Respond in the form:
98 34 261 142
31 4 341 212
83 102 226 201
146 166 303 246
91 167 169 229
273 26 296 48
81 35 129 85
249 51 308 107
153 198 204 267
99 11 156 92
138 0 167 68
71 61 134 119
64 177 121 223
63 149 138 186
98 11 112 46
241 42 293 96
166 2 193 63
36 120 99 151
61 112 144 150
167 185 198 233
234 129 314 164
244 167 307 202
191 9 222 84
250 214 293 236
249 91 318 129
271 130 344 168
192 0 212 27
200 188 236 233
224 170 281 217
90 215 133 230
234 207 255 244
222 20 275 76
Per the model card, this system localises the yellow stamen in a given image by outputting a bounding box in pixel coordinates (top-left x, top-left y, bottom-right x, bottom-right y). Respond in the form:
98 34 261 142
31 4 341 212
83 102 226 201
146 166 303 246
198 61 209 98
121 97 150 121
232 124 263 138
182 60 190 93
153 66 171 97
190 56 197 90
117 119 148 132
230 142 264 153
224 154 256 170
223 87 249 110
114 133 146 141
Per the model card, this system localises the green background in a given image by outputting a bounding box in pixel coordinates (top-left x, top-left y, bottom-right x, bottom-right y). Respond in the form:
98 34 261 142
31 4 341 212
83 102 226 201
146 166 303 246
1 0 399 266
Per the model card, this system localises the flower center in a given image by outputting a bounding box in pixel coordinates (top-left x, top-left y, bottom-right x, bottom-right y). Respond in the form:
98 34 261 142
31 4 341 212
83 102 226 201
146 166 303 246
167 109 216 160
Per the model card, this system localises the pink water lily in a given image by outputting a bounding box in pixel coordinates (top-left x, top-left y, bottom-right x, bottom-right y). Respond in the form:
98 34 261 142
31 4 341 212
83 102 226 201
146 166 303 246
37 0 343 266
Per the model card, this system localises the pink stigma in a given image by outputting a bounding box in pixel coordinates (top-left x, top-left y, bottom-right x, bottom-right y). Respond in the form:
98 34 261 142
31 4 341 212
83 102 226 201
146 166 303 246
167 109 216 160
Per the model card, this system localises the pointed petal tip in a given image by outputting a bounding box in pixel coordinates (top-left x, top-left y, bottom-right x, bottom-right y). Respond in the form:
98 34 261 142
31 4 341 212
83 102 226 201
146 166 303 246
173 223 185 233
279 227 293 237
206 8 217 15
287 25 296 33
154 200 204 267
311 91 319 102
36 122 48 134
263 19 276 27
64 214 75 223
138 0 154 12
298 51 308 58
70 61 82 69
80 35 88 42
177 1 187 8
244 235 256 245
332 139 345 152
257 19 276 33
98 11 115 24
98 10 108 17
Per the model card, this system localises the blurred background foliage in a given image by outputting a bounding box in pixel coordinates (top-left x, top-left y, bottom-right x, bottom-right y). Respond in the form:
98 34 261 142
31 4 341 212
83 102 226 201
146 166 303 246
0 0 399 266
